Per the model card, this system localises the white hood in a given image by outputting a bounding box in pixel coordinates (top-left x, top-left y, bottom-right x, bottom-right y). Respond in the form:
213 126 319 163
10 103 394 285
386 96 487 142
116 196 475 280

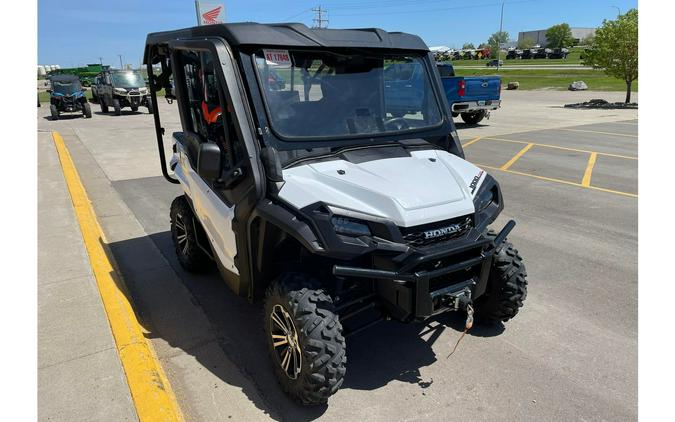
278 149 486 227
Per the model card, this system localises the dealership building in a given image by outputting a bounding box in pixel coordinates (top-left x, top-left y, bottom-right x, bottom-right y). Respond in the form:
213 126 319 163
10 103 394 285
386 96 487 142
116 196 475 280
517 27 595 46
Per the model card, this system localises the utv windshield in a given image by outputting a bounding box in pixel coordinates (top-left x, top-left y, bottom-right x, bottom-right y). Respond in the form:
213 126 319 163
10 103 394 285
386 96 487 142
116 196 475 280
111 72 145 88
52 80 82 95
254 50 443 139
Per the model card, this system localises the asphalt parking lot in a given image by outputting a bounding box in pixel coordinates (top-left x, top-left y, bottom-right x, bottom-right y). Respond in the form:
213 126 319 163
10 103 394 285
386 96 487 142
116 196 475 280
38 90 638 421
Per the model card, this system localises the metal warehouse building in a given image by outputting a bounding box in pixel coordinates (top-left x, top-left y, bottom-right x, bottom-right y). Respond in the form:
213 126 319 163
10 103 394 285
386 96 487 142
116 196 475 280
517 27 595 46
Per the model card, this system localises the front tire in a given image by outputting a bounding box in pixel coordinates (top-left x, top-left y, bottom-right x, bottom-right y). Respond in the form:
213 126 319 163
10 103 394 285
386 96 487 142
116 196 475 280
112 99 121 116
170 196 212 272
101 97 109 113
475 230 528 324
264 273 346 405
460 110 487 124
50 104 59 120
83 102 92 118
146 99 154 115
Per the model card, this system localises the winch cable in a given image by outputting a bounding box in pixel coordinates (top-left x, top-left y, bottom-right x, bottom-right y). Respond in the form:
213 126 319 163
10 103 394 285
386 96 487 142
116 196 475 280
447 303 474 358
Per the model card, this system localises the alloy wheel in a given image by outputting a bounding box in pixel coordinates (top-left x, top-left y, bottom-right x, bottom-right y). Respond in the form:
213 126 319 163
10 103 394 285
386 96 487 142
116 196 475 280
270 304 302 379
174 213 189 256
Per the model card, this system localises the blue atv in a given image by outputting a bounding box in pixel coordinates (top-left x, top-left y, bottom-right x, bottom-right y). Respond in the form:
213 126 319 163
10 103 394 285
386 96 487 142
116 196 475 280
48 75 92 120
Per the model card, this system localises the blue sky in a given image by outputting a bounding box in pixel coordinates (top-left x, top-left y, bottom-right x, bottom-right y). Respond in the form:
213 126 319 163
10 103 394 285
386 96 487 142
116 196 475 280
38 0 637 67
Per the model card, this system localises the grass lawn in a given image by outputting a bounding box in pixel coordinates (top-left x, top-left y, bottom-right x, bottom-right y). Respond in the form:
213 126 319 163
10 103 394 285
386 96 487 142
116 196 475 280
456 68 637 92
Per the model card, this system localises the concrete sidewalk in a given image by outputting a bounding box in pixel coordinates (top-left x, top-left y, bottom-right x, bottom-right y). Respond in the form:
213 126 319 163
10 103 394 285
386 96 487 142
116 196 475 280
38 122 277 421
37 131 137 421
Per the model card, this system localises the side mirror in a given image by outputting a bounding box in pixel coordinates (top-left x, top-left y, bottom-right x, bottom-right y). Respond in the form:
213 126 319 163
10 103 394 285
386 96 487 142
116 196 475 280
197 143 221 182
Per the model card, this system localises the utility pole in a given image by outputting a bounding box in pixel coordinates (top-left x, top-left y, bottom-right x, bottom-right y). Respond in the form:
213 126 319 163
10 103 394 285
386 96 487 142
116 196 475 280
312 6 328 29
99 57 103 65
118 54 123 69
496 1 504 71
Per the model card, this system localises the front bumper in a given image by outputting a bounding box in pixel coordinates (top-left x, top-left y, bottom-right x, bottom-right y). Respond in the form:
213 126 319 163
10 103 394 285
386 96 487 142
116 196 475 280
116 91 148 107
452 99 501 113
333 220 515 320
54 97 83 113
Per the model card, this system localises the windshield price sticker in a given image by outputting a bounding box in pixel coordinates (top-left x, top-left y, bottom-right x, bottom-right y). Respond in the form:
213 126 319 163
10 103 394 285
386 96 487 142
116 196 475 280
263 49 292 68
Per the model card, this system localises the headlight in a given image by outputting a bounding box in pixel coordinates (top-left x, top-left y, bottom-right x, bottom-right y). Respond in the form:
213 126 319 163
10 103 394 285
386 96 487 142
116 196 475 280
139 87 148 94
475 187 495 212
114 87 127 94
331 216 371 237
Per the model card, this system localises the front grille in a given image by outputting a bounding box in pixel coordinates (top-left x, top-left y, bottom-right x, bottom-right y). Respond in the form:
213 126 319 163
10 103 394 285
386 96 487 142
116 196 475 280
401 215 473 248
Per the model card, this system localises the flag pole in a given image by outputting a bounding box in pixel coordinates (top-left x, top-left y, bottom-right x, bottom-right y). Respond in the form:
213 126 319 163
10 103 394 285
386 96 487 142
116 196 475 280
195 1 201 26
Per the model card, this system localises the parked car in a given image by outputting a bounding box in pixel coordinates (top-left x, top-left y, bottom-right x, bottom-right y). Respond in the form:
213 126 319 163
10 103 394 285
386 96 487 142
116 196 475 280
437 62 501 124
506 48 521 60
94 69 153 115
47 74 92 120
486 59 503 67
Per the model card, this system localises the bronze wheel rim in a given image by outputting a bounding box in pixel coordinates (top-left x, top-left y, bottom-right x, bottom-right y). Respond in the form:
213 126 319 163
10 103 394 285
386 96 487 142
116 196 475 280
270 304 302 379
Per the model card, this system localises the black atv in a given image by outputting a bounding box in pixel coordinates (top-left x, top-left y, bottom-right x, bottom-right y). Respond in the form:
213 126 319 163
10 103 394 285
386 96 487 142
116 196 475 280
47 75 92 120
95 70 153 115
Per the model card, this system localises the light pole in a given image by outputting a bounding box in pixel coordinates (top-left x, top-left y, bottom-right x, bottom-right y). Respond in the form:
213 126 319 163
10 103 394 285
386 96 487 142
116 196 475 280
496 1 504 71
118 54 123 69
99 57 103 65
611 5 621 16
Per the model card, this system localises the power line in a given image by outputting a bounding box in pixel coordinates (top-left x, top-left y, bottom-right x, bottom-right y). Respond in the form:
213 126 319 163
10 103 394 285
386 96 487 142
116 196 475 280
282 8 312 21
312 6 328 28
330 0 535 17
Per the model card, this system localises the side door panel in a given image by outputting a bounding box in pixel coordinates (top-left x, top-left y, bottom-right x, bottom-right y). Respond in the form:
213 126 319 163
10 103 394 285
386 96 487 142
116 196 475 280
168 38 264 295
172 134 238 274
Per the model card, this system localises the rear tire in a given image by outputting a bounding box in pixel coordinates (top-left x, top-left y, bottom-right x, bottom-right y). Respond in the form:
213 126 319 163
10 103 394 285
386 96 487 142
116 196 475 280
83 102 92 118
460 110 486 124
50 104 59 120
475 230 528 324
112 99 121 116
170 196 212 272
264 273 346 405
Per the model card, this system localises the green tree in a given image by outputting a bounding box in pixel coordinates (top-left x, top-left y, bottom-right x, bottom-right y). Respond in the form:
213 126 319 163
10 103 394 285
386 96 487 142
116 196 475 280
462 42 475 50
581 34 595 46
487 31 509 58
583 9 638 103
517 37 535 50
546 23 574 48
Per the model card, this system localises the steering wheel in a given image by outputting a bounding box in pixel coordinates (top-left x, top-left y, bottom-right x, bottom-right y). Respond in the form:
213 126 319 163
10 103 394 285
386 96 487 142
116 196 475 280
384 117 411 131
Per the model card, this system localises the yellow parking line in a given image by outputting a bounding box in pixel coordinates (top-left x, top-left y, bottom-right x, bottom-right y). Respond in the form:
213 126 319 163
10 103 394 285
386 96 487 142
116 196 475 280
52 132 184 422
500 143 534 170
462 136 483 147
581 152 598 187
477 163 637 198
484 137 637 160
555 128 638 138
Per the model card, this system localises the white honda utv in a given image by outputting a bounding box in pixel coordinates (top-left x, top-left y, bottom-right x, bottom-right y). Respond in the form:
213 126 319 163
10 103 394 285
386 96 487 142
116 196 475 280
144 23 528 405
